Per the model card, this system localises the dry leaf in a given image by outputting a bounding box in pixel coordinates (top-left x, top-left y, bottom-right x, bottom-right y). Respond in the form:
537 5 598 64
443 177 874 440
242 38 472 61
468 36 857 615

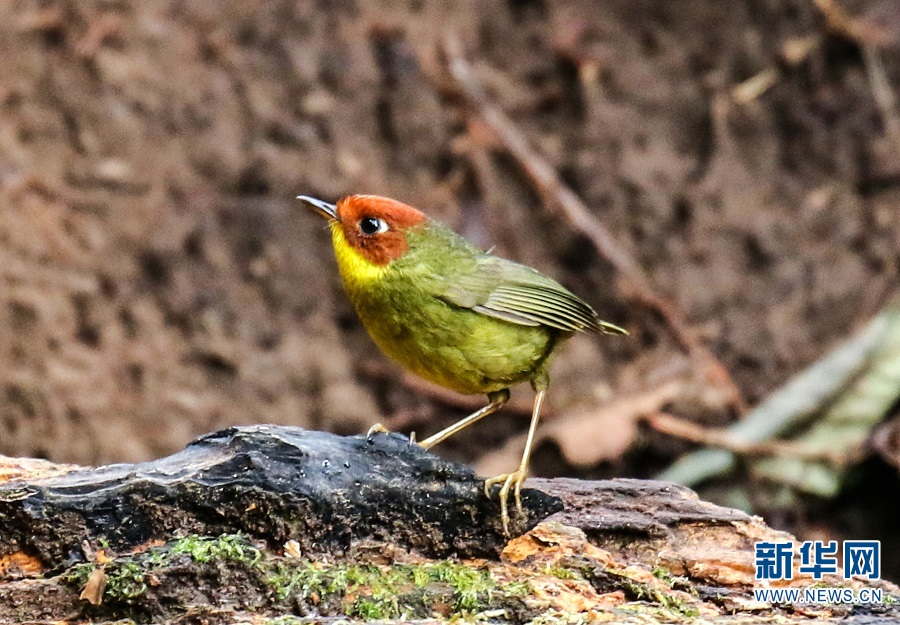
284 539 302 558
79 567 108 605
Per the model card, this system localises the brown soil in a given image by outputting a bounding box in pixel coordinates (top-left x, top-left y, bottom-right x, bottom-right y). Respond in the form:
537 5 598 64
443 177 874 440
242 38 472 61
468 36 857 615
1 0 898 566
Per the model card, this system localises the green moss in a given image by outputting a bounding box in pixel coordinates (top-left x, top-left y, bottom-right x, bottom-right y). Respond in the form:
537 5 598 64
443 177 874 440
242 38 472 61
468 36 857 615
347 594 400 620
580 564 699 619
105 561 150 599
168 533 262 565
655 592 700 617
651 566 695 596
65 534 262 603
543 564 579 580
267 559 528 620
63 534 529 620
621 576 698 616
652 566 672 582
618 599 701 621
504 580 531 596
64 562 95 588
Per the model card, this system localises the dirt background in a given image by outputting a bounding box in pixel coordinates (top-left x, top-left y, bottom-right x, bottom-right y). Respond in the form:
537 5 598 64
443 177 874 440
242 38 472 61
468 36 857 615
1 0 898 576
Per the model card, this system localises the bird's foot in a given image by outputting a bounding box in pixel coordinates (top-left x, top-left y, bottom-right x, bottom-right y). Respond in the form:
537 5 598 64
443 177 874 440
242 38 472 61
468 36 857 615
365 423 417 446
484 469 526 536
365 422 390 443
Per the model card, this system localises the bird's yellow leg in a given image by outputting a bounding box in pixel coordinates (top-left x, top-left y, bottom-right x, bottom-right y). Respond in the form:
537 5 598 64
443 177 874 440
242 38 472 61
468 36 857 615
418 389 509 450
484 388 546 535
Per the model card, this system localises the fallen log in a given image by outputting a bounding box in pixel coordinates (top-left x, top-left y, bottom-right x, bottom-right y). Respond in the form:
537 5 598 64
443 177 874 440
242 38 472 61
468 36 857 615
0 425 561 567
0 426 896 624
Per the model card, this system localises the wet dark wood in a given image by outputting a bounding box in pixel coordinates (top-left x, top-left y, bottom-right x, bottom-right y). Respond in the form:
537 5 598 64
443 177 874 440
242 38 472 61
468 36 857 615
0 426 562 567
1 451 898 624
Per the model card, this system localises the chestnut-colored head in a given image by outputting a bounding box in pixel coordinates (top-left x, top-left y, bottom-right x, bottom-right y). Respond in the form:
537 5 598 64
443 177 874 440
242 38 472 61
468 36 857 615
300 194 428 266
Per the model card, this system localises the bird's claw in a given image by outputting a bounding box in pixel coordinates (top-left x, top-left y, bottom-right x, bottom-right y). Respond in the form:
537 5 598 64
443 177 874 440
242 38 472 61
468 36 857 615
365 422 390 443
484 470 526 536
365 423 418 447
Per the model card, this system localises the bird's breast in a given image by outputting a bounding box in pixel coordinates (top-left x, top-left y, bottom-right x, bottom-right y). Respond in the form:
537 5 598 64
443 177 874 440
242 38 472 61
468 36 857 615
343 273 558 395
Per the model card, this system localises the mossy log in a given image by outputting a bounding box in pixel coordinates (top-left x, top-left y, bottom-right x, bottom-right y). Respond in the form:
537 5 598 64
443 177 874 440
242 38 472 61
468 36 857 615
0 426 561 567
1 427 897 624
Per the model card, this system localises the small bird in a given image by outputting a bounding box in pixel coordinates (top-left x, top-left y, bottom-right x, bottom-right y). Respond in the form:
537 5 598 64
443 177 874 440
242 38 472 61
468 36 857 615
299 194 626 534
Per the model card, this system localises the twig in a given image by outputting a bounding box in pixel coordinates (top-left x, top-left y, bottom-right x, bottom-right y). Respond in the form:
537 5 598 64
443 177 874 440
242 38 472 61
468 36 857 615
732 69 780 104
441 35 748 414
731 35 823 104
657 309 892 485
453 126 527 260
862 45 900 163
809 0 900 164
646 412 857 465
811 0 881 44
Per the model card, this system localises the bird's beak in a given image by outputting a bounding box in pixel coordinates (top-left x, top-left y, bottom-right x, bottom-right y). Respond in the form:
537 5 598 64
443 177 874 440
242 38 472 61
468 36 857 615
297 195 338 221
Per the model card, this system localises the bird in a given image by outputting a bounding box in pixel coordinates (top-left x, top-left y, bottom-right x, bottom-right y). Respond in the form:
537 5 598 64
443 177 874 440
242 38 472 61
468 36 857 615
298 194 626 534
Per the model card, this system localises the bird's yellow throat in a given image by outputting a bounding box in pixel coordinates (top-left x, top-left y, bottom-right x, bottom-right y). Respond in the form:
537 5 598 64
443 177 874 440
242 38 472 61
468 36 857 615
330 221 390 286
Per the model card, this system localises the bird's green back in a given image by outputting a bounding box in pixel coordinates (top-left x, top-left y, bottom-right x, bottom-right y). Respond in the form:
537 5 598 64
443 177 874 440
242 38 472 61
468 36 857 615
335 220 621 395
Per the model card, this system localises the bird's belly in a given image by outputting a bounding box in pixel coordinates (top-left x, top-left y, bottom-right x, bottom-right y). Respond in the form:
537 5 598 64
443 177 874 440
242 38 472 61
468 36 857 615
357 300 555 395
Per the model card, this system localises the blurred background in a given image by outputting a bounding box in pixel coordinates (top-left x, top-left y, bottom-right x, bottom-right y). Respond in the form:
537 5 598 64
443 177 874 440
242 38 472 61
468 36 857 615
1 0 898 580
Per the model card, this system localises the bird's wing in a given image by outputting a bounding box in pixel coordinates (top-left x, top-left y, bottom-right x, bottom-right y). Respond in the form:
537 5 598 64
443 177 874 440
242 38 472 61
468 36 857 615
435 254 626 335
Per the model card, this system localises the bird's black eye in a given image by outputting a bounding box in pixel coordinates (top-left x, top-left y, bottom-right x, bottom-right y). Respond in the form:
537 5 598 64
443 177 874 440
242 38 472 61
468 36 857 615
359 217 388 235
